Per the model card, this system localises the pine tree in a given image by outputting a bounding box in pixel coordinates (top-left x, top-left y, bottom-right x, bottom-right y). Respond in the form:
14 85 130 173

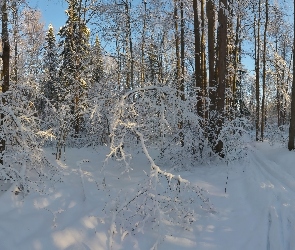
58 0 91 136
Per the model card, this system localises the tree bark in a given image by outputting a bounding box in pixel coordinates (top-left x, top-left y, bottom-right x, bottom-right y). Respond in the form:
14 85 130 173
174 0 184 146
200 0 207 117
12 1 18 84
275 39 280 127
1 0 10 165
174 0 181 87
125 0 134 90
180 0 185 101
261 0 268 141
206 0 215 110
140 0 147 87
215 0 227 154
255 0 261 141
232 15 241 113
193 0 202 116
288 0 295 150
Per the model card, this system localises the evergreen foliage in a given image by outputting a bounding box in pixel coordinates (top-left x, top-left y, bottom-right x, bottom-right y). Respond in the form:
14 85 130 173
58 0 91 137
43 24 58 107
91 36 104 85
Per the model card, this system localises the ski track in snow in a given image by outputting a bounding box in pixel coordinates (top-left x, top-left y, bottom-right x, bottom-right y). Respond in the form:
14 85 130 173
0 143 295 249
249 145 295 250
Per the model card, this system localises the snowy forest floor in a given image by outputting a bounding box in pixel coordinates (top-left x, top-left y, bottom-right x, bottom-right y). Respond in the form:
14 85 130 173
1 141 295 250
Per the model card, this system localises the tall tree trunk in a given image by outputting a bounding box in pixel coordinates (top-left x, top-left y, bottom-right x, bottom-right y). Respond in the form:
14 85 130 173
200 0 207 117
116 33 121 88
215 0 227 154
261 0 268 141
288 0 295 150
74 0 83 136
174 0 184 146
1 1 9 94
180 0 185 101
174 0 181 87
193 0 202 116
282 41 290 125
12 1 18 84
206 0 215 109
254 0 261 141
226 0 234 114
1 0 10 165
232 15 241 113
125 0 134 90
275 39 280 127
140 0 147 87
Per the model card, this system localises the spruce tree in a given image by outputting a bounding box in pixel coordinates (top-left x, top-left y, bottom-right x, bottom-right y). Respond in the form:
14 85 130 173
91 36 104 85
58 0 91 136
43 24 58 107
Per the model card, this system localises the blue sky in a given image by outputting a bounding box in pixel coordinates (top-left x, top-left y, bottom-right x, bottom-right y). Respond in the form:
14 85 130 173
27 0 67 31
26 0 293 74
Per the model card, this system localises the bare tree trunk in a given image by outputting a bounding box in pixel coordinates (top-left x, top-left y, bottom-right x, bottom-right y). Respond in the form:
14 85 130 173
174 0 184 146
2 2 9 94
116 33 121 88
180 0 185 101
174 0 181 87
232 15 241 113
200 0 207 117
206 0 215 110
140 0 147 87
125 0 134 90
226 0 234 115
288 0 295 150
275 39 280 126
261 0 268 141
1 0 10 165
215 0 227 154
12 1 18 84
282 42 291 125
193 0 202 116
254 0 261 141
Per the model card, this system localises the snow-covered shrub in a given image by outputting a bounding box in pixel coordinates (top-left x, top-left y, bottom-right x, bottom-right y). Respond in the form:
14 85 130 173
264 123 289 146
82 95 111 147
103 87 214 246
0 82 62 194
108 86 211 169
53 79 114 153
102 164 213 247
216 116 251 163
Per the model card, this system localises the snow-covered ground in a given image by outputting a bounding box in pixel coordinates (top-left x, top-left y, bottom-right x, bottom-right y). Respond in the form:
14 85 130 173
1 142 295 250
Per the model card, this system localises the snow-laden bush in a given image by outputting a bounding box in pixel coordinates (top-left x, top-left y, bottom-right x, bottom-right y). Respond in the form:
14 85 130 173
102 163 213 248
217 116 251 163
264 123 289 146
102 87 214 247
0 82 62 194
108 86 213 169
82 96 111 147
53 80 114 155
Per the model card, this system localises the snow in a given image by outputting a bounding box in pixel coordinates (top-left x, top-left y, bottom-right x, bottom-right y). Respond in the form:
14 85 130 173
0 142 295 250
